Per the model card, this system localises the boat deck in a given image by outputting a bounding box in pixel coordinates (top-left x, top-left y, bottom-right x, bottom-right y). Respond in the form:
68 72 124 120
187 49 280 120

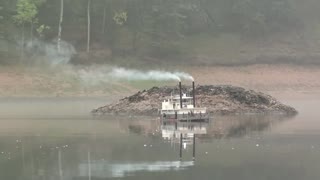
162 114 210 122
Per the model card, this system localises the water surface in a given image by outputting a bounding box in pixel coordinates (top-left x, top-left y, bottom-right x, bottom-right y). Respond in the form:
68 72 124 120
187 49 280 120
0 96 319 180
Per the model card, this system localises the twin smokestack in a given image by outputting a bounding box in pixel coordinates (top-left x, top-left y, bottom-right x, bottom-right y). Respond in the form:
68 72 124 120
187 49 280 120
179 81 196 109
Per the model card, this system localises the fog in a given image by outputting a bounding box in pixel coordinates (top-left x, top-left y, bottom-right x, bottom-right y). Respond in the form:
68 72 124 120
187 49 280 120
1 0 320 66
0 1 320 180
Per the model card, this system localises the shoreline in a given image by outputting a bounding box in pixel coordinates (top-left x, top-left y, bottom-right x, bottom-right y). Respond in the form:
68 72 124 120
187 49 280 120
0 64 319 98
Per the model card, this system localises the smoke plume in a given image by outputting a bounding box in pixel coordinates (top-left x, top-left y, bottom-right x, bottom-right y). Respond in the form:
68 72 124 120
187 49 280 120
26 39 76 65
26 39 194 87
70 66 194 86
109 67 194 82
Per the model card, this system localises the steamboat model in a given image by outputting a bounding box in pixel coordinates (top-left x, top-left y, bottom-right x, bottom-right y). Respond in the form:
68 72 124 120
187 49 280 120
160 81 209 122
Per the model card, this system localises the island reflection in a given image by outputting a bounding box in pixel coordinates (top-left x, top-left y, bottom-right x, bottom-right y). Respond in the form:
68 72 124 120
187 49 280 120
0 114 294 180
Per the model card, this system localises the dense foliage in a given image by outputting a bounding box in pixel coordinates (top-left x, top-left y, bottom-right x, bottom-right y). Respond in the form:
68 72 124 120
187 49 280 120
0 0 309 64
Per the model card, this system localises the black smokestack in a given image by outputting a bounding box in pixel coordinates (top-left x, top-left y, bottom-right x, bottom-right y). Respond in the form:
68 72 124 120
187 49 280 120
179 81 183 109
192 81 196 107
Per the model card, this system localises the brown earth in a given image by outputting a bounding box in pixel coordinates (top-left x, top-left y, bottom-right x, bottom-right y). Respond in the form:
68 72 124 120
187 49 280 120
184 64 320 93
0 64 319 98
92 85 297 115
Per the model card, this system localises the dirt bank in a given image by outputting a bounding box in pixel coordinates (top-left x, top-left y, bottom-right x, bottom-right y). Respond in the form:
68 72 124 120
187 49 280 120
0 64 319 97
92 85 297 115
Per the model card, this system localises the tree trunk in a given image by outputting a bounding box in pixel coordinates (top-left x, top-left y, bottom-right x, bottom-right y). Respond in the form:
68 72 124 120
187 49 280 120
20 23 25 61
102 1 107 36
132 31 138 53
57 0 64 52
58 149 63 180
87 0 91 53
198 0 215 28
88 150 91 180
30 21 33 47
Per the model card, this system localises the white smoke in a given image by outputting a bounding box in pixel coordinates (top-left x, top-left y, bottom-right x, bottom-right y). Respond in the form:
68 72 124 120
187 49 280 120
25 39 194 86
74 66 112 86
171 71 194 81
69 66 194 86
109 67 194 82
26 39 76 65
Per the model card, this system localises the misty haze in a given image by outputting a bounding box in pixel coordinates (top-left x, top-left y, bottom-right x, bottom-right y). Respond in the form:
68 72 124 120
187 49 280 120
0 0 320 180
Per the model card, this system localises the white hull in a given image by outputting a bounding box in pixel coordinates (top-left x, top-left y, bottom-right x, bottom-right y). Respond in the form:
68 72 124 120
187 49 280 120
160 108 209 121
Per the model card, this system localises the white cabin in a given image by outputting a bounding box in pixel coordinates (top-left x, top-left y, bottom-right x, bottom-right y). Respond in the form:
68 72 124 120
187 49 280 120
160 93 207 119
162 93 194 110
160 82 209 121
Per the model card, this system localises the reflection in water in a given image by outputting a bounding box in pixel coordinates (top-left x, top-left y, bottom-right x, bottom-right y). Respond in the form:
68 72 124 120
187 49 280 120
220 115 292 138
161 121 208 143
161 120 209 160
0 113 301 180
123 115 292 140
58 148 63 180
79 161 194 178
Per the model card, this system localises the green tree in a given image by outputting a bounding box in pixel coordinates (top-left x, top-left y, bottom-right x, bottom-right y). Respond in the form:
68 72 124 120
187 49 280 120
0 0 302 63
13 0 45 59
113 11 127 25
13 0 37 25
13 0 37 59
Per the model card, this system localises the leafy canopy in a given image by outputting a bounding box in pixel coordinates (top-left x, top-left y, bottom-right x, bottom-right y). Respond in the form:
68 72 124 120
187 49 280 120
13 0 37 24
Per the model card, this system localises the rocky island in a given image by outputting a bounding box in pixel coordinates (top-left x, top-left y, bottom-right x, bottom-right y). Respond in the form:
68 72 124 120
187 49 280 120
92 85 298 115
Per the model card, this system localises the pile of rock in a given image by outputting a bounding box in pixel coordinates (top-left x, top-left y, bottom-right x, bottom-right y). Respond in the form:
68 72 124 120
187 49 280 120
92 85 297 115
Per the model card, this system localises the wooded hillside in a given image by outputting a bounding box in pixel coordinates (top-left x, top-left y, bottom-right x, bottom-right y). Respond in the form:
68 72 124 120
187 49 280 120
1 0 319 66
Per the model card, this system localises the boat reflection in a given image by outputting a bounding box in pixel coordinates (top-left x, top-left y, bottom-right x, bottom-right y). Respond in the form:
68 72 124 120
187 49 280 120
79 160 194 178
161 119 210 160
161 121 209 143
0 114 294 180
123 114 292 140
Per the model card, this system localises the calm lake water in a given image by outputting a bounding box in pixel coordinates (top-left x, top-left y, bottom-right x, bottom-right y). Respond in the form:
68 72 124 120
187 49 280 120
0 96 319 180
